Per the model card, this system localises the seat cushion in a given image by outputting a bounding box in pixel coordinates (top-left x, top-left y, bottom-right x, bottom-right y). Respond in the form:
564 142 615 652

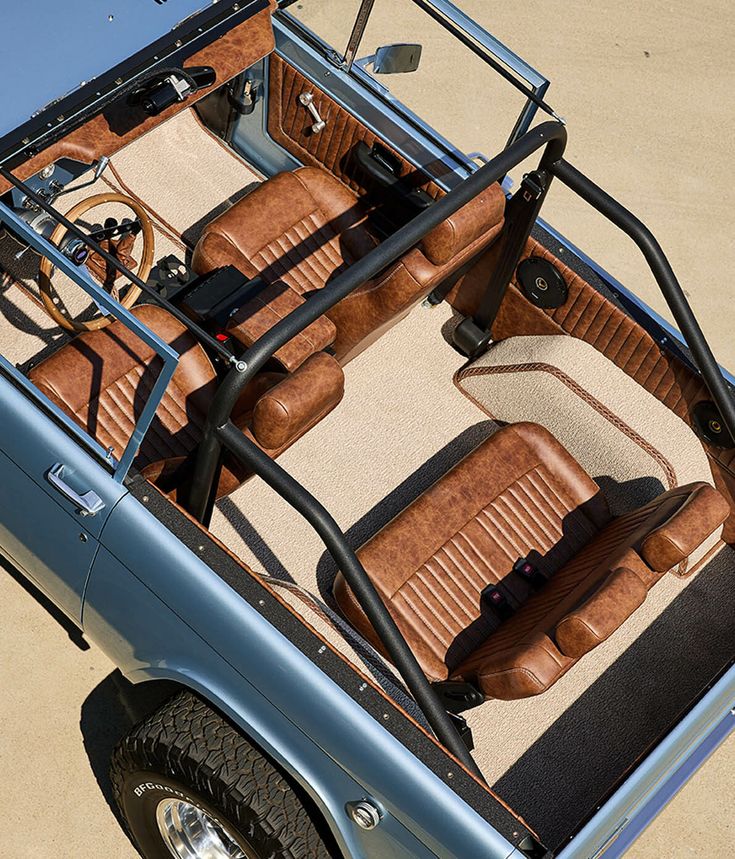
251 352 344 450
641 483 730 572
334 422 610 680
451 481 725 698
554 567 648 659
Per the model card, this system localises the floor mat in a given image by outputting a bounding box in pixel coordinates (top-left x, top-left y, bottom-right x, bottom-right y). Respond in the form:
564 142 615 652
455 334 715 517
105 109 262 250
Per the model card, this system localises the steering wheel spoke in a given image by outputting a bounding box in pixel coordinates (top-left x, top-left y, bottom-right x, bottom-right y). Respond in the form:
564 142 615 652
38 192 154 333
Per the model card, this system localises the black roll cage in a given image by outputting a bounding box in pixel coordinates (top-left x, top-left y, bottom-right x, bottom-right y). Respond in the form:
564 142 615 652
2 118 734 779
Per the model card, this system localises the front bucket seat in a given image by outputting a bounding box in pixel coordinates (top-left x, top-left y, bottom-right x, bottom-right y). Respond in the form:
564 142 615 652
192 166 506 363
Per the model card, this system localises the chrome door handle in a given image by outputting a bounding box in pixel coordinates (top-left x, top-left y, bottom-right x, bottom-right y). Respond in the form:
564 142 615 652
47 463 106 517
298 92 326 134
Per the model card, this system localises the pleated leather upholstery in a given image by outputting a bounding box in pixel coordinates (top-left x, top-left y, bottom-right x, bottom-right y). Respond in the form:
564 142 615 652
30 304 217 469
193 165 505 363
334 422 610 682
388 465 602 677
334 422 727 699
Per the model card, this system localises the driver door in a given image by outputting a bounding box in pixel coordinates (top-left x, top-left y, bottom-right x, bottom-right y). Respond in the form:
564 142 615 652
0 375 125 624
270 0 549 189
0 204 179 624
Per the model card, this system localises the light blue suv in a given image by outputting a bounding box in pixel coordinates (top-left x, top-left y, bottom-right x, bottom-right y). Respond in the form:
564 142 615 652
0 2 732 857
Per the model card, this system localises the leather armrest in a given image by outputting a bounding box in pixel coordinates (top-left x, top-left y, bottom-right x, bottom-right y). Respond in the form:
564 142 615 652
227 281 336 372
555 567 647 659
641 483 729 572
420 184 505 265
251 352 344 450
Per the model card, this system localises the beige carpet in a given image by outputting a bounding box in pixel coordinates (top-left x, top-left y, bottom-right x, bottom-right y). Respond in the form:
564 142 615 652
105 109 262 247
210 302 485 599
211 319 727 784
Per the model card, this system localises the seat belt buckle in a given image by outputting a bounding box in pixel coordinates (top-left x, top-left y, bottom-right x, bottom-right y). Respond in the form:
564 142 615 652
480 584 513 620
520 171 545 202
513 557 546 589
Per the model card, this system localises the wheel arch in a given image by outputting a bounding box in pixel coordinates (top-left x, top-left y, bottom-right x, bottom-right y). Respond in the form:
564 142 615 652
120 664 358 858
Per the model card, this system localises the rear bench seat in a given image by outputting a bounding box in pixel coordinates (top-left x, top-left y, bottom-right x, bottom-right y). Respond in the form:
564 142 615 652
334 422 729 700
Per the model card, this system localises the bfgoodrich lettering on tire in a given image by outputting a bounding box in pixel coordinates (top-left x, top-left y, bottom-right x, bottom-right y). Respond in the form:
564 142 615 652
110 690 336 859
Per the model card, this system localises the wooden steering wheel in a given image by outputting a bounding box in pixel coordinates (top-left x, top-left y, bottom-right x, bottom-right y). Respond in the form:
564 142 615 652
38 192 155 333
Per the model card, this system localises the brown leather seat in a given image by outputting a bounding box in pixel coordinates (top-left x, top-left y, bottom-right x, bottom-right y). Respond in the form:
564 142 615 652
334 422 729 700
29 304 344 497
192 166 505 363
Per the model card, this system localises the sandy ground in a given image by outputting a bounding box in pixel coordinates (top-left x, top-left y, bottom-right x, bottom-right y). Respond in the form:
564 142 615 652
1 1 733 857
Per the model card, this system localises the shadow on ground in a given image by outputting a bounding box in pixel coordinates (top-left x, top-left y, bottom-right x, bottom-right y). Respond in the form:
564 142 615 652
0 553 89 650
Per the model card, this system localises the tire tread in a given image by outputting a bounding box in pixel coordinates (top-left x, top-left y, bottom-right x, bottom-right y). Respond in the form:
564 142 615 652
110 691 334 859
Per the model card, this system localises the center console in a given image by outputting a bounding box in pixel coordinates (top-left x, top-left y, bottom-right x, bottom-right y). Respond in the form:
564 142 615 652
172 264 337 372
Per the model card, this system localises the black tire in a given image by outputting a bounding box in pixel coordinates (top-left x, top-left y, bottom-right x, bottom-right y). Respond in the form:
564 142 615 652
110 690 336 859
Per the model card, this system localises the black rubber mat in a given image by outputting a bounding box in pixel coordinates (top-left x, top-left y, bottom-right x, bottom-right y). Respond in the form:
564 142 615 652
493 547 735 852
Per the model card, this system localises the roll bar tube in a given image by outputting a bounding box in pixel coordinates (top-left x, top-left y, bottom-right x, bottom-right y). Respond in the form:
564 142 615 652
550 158 735 444
218 422 484 776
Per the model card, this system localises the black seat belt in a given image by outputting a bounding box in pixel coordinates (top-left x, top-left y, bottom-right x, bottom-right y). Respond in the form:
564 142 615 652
452 169 550 359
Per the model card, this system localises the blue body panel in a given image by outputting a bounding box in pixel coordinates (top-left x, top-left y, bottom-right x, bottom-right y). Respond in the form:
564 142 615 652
83 492 519 859
0 372 127 621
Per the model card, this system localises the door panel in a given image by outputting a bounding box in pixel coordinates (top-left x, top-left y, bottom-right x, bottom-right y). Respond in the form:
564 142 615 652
0 449 98 621
0 375 127 622
267 53 444 200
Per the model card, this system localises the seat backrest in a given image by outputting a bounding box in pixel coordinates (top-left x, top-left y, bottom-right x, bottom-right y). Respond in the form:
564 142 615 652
419 187 506 266
192 167 377 297
334 423 611 679
29 304 218 468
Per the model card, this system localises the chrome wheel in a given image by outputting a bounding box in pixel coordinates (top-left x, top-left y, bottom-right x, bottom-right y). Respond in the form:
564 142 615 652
155 798 254 859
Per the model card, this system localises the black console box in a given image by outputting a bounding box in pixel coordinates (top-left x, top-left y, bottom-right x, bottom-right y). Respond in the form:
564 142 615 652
176 266 266 329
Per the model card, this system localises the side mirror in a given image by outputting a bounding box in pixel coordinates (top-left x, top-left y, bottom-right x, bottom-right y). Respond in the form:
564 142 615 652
372 43 422 75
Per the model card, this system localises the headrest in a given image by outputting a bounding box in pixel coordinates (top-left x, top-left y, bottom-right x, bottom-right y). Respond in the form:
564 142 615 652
251 351 344 451
640 482 729 572
420 186 505 266
555 567 647 659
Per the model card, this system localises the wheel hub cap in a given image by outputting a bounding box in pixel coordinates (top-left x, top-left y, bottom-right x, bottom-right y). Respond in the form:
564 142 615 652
155 797 251 859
